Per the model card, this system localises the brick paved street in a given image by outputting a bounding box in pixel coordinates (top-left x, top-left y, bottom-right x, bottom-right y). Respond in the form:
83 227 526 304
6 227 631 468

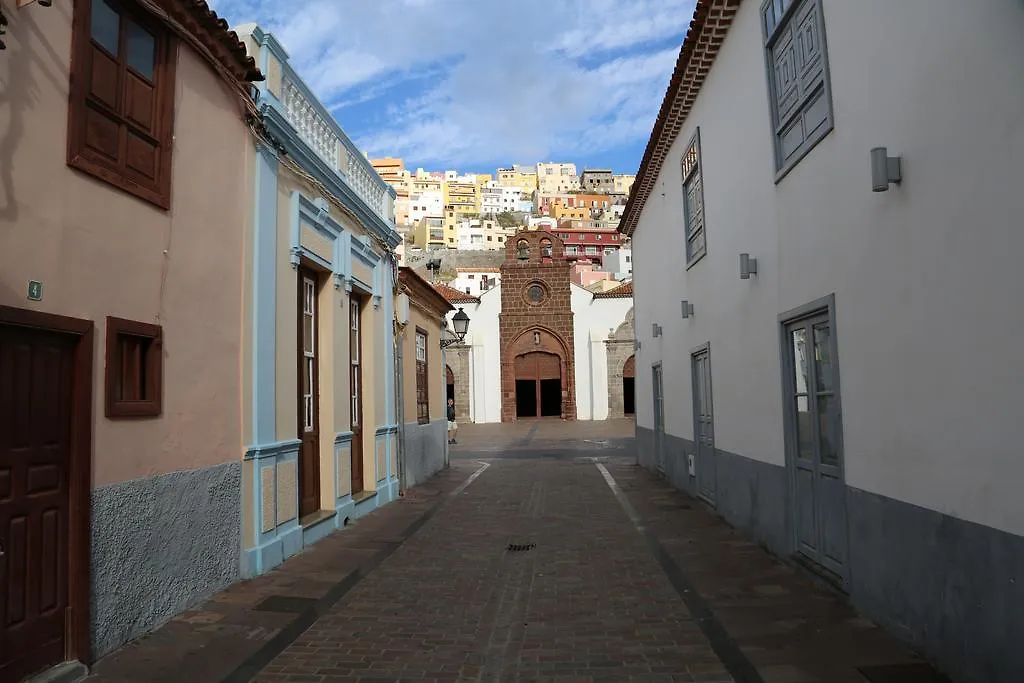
87 419 949 683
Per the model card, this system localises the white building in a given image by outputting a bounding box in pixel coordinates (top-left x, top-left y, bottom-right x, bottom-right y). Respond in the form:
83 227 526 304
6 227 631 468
621 2 1023 682
408 190 443 224
448 268 501 296
528 216 557 231
602 247 632 278
440 283 633 424
480 183 523 216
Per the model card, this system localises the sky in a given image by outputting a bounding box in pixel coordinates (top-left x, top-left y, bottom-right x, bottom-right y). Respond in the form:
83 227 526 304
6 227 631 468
208 0 696 176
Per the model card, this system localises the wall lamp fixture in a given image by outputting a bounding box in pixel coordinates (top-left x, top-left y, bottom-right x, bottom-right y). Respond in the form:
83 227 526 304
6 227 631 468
681 301 694 319
871 147 902 192
652 323 662 338
740 253 758 279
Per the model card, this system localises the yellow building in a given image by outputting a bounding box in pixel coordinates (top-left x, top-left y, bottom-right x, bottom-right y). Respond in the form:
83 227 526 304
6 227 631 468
444 180 479 215
613 173 636 196
396 268 454 487
413 215 446 250
497 166 539 193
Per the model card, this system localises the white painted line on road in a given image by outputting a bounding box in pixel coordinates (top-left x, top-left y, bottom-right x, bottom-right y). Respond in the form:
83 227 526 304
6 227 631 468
450 460 490 497
595 462 646 529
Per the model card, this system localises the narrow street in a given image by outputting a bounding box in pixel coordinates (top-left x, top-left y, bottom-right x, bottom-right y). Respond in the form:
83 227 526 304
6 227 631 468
88 422 946 683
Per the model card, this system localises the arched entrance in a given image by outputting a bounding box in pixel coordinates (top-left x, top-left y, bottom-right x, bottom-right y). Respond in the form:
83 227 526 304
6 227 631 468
445 365 455 407
623 355 636 415
515 351 562 418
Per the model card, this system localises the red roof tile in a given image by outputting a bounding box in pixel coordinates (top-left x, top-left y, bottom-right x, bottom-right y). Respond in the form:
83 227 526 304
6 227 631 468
433 282 481 304
593 281 633 299
618 0 740 237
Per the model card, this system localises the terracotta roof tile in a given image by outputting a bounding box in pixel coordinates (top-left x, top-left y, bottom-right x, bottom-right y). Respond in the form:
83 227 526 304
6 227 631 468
175 1 264 82
593 281 633 299
618 0 740 237
433 282 481 304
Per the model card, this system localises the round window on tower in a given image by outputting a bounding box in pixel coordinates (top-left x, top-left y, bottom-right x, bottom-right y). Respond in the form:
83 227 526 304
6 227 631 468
524 282 548 306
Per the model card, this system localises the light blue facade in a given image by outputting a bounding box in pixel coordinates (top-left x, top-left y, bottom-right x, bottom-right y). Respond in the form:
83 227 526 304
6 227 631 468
237 24 401 578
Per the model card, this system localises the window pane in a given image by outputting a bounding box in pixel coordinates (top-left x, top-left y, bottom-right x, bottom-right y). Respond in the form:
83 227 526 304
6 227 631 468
126 20 155 80
795 395 813 461
303 313 313 354
791 327 809 394
818 395 838 465
812 322 833 392
91 0 120 56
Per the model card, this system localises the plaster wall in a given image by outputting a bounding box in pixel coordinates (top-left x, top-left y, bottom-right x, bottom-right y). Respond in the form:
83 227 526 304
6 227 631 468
0 3 248 487
570 286 633 420
632 0 1024 535
446 287 503 423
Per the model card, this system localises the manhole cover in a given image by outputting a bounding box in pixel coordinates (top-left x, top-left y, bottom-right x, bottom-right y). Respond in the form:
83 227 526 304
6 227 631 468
506 543 536 553
254 595 318 613
857 663 952 683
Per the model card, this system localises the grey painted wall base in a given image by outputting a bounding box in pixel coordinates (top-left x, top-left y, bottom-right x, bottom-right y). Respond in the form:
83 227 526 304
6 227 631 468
847 486 1024 683
90 461 241 658
402 419 447 488
634 425 1024 683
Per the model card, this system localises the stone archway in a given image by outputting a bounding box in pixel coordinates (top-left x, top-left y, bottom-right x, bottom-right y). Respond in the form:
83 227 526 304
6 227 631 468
606 308 636 419
622 355 636 415
501 326 575 421
445 345 471 422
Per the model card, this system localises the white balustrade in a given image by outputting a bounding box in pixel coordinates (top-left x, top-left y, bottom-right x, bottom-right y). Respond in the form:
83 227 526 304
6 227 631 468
281 79 392 224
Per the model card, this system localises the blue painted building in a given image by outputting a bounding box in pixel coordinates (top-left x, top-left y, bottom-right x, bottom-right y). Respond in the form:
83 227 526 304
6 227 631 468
234 24 402 577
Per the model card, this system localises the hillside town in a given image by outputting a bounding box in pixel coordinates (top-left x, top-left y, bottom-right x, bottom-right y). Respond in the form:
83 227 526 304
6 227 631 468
0 1 1019 682
371 158 635 295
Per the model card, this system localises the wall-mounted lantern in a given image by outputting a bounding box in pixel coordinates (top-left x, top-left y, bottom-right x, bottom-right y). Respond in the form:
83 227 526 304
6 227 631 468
871 147 902 192
681 301 694 319
652 323 662 338
740 253 758 279
440 308 470 349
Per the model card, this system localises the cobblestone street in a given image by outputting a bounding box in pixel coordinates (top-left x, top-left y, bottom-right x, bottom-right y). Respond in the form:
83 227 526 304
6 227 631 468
88 421 946 683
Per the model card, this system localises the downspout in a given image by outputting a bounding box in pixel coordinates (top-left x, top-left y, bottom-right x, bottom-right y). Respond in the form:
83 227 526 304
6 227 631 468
442 345 449 469
394 320 408 494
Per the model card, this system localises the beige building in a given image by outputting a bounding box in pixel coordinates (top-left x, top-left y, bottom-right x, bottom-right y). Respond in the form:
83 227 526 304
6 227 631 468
395 268 453 487
0 0 263 675
536 162 579 195
496 165 539 193
236 24 402 585
613 173 636 196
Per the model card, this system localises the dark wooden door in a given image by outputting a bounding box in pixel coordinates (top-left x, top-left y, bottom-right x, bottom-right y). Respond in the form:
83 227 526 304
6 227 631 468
349 296 364 495
0 325 75 680
514 352 561 418
297 269 320 518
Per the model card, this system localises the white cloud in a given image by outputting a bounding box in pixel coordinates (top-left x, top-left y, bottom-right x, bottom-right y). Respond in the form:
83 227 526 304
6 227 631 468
210 0 695 170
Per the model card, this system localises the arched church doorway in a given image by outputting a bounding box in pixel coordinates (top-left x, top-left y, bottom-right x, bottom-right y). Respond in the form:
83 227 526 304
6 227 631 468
446 365 455 407
514 351 562 418
622 355 636 415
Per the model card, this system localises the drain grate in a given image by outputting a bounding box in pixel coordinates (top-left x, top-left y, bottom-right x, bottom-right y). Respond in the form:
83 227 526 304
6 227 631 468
254 595 318 614
506 542 536 553
857 663 952 683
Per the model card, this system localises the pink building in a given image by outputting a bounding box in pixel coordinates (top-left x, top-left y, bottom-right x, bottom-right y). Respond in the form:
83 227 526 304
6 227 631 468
0 1 262 676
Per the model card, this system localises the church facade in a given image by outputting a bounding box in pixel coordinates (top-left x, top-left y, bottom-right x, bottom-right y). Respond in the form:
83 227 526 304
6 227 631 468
439 230 634 423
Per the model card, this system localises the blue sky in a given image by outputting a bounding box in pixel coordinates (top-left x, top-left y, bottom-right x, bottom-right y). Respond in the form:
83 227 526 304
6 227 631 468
209 0 696 176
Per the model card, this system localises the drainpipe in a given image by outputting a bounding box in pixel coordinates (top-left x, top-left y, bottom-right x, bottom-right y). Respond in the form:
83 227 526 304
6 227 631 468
442 346 449 469
394 321 408 494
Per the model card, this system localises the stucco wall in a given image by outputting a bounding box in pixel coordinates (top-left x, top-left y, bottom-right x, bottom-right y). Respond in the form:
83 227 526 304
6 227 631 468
90 461 241 657
571 287 633 420
629 1 1024 680
446 287 503 423
403 302 445 422
0 4 248 487
401 419 447 488
632 0 1024 536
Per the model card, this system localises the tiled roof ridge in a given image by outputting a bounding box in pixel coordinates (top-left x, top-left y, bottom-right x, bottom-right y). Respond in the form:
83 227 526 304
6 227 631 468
433 282 481 304
617 0 741 237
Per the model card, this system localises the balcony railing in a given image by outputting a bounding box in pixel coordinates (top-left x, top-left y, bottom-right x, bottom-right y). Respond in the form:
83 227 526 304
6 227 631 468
278 74 392 226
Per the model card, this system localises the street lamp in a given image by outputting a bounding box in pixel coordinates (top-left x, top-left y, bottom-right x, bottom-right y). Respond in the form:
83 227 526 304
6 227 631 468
441 308 470 348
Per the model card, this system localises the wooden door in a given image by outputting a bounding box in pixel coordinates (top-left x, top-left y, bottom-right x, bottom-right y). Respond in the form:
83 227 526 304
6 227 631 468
785 312 848 582
297 269 320 518
0 325 75 680
692 346 716 504
349 296 363 495
514 352 560 417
